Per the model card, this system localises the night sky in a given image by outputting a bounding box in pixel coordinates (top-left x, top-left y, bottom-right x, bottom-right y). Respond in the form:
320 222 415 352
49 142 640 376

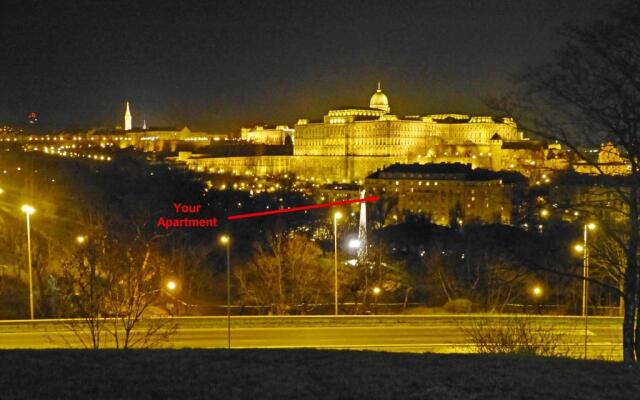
2 0 606 133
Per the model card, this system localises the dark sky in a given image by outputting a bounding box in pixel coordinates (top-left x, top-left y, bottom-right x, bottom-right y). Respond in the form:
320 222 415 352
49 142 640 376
1 0 606 133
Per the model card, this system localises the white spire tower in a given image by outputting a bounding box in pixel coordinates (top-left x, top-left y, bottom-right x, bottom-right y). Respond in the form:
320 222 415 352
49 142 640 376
124 101 132 131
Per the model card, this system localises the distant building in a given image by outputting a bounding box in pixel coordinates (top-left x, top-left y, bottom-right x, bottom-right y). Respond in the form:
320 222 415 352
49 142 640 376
241 124 293 145
572 143 630 176
315 183 361 204
364 163 523 226
180 84 566 182
550 172 628 224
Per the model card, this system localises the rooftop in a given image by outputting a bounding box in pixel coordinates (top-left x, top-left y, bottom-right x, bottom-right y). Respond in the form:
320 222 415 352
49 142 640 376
367 163 527 183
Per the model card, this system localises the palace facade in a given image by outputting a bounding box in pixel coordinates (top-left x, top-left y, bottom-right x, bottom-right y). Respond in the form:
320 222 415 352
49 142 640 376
179 84 567 182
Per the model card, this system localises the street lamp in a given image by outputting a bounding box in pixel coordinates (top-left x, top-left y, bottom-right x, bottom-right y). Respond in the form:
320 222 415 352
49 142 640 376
531 285 543 313
372 286 381 314
76 235 86 244
21 204 35 320
573 222 596 359
219 234 231 348
346 238 361 267
333 211 342 315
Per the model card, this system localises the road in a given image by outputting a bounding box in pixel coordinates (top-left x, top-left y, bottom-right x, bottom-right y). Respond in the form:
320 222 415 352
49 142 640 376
0 315 623 359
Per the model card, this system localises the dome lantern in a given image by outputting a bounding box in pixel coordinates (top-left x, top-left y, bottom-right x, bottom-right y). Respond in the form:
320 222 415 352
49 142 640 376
369 82 390 113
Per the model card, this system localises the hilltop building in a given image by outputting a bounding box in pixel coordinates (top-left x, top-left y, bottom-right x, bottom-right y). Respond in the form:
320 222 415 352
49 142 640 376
179 84 567 182
241 125 294 145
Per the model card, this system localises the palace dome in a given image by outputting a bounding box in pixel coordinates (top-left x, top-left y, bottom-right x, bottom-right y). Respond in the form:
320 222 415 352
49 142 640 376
369 82 390 113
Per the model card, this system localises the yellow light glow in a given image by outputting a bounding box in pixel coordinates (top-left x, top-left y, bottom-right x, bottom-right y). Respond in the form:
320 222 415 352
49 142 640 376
334 211 343 220
21 204 35 215
541 209 549 217
373 287 381 295
574 244 584 253
76 235 86 244
219 235 230 244
166 280 177 291
587 222 596 231
532 286 543 297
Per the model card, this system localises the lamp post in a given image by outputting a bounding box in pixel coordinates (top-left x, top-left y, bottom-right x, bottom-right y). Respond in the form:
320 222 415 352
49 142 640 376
21 204 35 320
372 286 381 314
219 235 231 348
333 211 342 316
531 285 543 314
165 279 179 315
574 222 596 359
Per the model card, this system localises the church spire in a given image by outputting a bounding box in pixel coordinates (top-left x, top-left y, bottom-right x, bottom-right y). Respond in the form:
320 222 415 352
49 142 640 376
124 101 132 131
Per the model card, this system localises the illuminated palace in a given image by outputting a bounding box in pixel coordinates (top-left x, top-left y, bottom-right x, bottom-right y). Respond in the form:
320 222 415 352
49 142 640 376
180 84 567 182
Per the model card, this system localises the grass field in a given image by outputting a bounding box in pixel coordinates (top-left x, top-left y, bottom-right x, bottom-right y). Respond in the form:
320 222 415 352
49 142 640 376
0 349 637 399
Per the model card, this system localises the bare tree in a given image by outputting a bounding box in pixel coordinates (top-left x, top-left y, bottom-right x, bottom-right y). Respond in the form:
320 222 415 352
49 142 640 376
59 231 176 349
104 240 176 349
492 0 640 362
235 230 332 314
59 238 107 349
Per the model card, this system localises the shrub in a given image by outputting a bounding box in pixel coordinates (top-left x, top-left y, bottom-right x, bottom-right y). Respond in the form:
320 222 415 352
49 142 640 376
464 316 569 357
443 298 472 313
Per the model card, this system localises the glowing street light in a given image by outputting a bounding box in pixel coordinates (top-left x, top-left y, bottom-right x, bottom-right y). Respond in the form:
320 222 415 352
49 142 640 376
348 238 361 249
540 209 549 218
333 211 342 315
532 285 543 297
574 244 584 253
372 286 381 314
21 204 35 320
219 234 231 348
166 280 177 291
21 204 35 215
76 235 86 244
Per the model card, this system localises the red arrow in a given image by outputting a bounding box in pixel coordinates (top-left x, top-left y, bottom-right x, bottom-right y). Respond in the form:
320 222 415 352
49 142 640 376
227 196 379 221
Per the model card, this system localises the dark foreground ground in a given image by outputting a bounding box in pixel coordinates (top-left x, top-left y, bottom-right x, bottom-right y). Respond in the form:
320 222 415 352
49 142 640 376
0 350 638 400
